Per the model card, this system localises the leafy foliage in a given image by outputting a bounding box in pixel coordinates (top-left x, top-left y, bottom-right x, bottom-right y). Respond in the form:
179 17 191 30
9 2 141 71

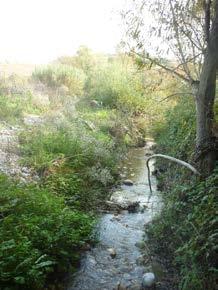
147 98 217 290
19 116 122 210
0 50 184 290
86 62 146 112
0 174 94 290
0 75 46 124
153 96 196 160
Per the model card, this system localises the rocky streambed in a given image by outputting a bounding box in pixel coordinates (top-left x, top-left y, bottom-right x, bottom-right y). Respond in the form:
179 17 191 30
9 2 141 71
67 142 164 290
0 115 42 182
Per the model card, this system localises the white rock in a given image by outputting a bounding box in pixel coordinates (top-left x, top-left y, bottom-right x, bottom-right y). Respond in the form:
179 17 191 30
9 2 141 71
107 248 116 258
123 179 134 186
142 272 156 288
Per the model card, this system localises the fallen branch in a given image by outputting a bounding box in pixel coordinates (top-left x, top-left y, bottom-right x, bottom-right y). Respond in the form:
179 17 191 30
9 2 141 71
146 154 201 194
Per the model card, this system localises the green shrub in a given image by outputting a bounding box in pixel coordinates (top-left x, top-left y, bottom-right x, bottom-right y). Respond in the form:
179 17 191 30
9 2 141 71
147 97 217 290
86 62 146 112
32 65 86 97
19 123 117 174
0 174 94 290
0 74 47 124
0 94 44 124
147 168 217 290
153 96 196 160
0 95 23 123
19 120 121 209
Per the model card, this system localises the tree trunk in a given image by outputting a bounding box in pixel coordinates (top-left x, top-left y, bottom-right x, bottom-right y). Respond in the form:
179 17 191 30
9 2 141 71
195 1 218 175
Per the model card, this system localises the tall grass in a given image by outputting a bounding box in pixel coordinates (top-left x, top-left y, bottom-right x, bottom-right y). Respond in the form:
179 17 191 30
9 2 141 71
32 65 86 97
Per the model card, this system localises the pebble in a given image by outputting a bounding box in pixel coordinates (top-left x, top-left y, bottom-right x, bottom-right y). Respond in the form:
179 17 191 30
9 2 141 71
136 256 144 266
107 248 116 258
117 283 127 290
129 283 141 290
123 179 134 186
135 241 146 249
142 272 156 288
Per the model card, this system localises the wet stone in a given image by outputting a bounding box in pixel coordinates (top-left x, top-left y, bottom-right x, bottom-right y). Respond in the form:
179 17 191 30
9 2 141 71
123 179 134 186
136 256 145 266
117 283 127 290
107 248 117 258
142 272 156 288
135 241 146 249
127 202 140 213
128 283 141 290
67 146 161 290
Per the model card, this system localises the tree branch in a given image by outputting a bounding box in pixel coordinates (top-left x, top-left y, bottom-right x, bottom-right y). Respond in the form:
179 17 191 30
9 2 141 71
169 0 193 82
159 92 194 102
172 53 202 74
131 50 190 83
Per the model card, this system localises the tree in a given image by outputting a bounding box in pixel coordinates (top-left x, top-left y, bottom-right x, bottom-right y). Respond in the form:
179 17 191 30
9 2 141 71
122 0 218 175
57 46 96 74
74 46 96 74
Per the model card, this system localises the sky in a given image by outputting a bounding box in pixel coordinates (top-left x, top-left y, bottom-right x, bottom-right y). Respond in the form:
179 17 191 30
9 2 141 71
0 0 125 64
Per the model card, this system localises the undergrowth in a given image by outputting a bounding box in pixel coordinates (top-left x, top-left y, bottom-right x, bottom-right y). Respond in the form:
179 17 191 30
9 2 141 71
0 175 94 290
0 75 46 124
32 65 86 97
19 117 123 210
147 97 217 290
0 52 182 290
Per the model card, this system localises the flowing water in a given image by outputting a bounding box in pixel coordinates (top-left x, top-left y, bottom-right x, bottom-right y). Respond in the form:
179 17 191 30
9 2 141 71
67 141 162 290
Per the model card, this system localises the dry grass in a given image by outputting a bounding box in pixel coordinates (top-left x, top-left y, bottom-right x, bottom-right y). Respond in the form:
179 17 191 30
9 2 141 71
0 63 36 77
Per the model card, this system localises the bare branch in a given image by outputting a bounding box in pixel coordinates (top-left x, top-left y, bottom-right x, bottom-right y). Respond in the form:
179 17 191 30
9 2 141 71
172 53 202 72
159 92 194 102
169 0 193 81
131 50 190 83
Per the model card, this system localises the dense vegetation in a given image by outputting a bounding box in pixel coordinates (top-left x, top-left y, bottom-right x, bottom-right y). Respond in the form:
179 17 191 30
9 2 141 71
0 43 217 290
122 1 218 287
146 97 217 290
0 175 93 290
0 50 178 289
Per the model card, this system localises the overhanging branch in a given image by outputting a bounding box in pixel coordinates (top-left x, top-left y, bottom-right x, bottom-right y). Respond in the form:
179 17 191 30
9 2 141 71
159 92 195 102
131 50 190 83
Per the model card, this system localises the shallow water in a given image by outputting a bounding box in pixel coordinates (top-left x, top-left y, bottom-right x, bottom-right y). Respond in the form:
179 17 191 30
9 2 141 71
67 142 162 290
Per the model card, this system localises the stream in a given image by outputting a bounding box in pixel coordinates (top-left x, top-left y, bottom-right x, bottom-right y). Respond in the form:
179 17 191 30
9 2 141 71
67 141 162 290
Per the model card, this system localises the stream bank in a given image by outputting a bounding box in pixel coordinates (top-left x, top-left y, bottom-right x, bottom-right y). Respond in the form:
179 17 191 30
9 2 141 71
67 142 165 290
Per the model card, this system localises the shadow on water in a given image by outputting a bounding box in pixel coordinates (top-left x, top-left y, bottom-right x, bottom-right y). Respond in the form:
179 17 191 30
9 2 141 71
67 141 162 290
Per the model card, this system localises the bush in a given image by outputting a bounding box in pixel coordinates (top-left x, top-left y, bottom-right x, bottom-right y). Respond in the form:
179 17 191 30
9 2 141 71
147 169 217 290
0 74 47 124
32 65 86 97
0 174 94 290
153 96 196 160
0 93 44 124
0 95 24 123
19 119 121 210
147 97 217 290
86 62 146 112
20 122 117 174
